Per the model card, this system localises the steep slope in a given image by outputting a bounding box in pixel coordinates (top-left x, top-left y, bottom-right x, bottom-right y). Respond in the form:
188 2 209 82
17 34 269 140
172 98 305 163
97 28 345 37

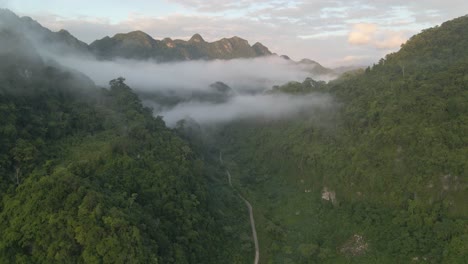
88 30 162 60
0 9 273 61
90 32 273 61
298 58 336 76
215 15 468 263
0 30 253 264
279 55 336 77
0 9 89 54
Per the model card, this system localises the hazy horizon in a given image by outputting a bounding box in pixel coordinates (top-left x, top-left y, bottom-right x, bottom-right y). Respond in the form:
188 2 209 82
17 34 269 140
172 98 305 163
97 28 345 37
2 0 467 67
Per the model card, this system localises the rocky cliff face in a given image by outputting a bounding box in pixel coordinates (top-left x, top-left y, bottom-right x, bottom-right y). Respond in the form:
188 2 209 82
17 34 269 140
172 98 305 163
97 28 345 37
90 32 273 61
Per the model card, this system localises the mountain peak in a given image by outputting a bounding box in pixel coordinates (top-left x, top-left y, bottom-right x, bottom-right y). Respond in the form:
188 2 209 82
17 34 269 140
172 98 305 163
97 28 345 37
189 33 205 43
57 29 71 35
299 58 319 65
115 30 153 40
110 30 157 49
252 42 272 56
0 8 16 16
228 36 248 44
0 8 21 26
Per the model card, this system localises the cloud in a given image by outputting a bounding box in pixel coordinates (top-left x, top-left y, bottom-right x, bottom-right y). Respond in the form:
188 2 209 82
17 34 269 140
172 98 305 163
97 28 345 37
20 12 372 66
341 55 370 63
374 32 407 49
2 15 337 128
9 0 468 66
348 23 408 49
40 51 335 126
48 54 329 93
170 0 253 11
159 93 334 126
348 23 377 45
169 0 295 12
328 54 374 67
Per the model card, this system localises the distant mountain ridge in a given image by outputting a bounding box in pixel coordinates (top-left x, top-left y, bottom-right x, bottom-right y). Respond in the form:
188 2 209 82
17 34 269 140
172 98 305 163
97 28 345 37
90 31 273 61
0 9 335 75
0 9 89 54
0 9 272 61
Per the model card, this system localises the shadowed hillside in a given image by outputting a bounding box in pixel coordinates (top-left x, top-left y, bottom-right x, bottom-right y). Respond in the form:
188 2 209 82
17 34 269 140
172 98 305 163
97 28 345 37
216 14 468 263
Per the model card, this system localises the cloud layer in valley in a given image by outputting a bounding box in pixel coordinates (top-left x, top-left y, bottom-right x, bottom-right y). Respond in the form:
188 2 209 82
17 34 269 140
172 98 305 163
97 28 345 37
43 51 334 126
50 54 330 93
0 10 336 127
159 93 334 126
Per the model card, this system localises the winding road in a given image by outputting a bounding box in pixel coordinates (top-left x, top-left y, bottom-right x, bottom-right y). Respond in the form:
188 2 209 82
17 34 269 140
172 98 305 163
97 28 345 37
220 152 259 264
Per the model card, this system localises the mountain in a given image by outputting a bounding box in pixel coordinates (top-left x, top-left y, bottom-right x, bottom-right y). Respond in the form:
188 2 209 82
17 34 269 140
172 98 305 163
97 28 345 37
214 15 468 263
1 9 272 61
0 9 89 54
1 6 467 263
90 31 273 61
0 29 253 263
0 8 334 72
277 54 336 75
333 65 365 74
297 58 336 76
278 55 336 77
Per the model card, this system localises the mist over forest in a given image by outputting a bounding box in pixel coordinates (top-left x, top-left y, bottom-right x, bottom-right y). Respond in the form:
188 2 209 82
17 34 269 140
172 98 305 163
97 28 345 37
47 54 336 125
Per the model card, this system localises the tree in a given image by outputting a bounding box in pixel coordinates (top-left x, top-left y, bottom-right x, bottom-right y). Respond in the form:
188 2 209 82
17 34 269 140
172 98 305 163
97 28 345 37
10 139 37 185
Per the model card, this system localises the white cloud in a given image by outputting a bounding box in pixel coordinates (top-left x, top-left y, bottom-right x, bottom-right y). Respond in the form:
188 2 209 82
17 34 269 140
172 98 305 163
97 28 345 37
348 23 408 50
49 55 325 93
159 93 333 126
335 55 373 66
9 0 468 66
169 0 296 12
374 32 407 49
348 23 377 45
40 51 334 126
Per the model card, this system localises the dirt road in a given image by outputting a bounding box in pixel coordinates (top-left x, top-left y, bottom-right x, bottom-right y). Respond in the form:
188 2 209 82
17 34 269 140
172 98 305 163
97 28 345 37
221 152 259 264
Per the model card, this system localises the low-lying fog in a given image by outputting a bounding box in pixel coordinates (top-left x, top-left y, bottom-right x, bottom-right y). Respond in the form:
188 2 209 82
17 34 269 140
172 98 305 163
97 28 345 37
2 10 336 127
47 53 335 126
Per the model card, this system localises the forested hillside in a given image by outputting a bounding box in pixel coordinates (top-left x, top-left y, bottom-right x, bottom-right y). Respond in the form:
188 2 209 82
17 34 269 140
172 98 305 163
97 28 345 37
1 6 467 264
0 29 253 263
216 15 468 263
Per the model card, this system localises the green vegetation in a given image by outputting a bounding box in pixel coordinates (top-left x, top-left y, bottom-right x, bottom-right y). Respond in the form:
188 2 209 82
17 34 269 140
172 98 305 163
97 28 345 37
1 8 467 264
215 15 468 263
90 32 272 61
0 30 252 263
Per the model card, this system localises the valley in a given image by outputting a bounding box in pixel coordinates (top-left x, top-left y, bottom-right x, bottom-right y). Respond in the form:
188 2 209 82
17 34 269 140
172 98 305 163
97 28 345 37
220 152 260 264
0 5 467 264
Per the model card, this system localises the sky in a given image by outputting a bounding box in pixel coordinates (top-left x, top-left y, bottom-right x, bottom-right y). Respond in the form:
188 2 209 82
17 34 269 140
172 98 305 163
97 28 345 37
2 0 468 66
